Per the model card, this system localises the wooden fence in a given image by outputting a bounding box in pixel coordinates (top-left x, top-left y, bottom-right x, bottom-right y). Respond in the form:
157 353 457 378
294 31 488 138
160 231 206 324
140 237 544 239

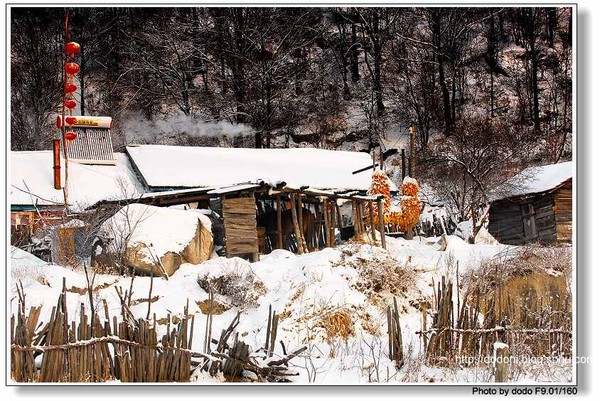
417 274 572 366
11 280 196 382
11 281 305 383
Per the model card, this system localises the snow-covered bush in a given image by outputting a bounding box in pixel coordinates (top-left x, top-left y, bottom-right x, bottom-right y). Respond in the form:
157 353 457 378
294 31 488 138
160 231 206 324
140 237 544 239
337 245 415 305
197 257 266 309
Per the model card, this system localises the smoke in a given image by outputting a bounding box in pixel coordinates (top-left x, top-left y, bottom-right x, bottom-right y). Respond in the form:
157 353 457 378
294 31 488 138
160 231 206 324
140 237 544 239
123 112 254 145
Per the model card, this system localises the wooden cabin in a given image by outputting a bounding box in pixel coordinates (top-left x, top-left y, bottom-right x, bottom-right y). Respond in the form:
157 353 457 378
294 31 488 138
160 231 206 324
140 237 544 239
488 162 572 245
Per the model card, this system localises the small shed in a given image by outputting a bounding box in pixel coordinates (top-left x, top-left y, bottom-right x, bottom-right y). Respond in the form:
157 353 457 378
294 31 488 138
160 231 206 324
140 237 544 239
488 162 572 245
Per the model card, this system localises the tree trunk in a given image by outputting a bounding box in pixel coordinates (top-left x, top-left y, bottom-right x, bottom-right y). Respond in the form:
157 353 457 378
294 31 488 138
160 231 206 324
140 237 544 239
432 11 452 134
373 11 385 116
438 57 452 135
351 22 360 82
531 43 540 132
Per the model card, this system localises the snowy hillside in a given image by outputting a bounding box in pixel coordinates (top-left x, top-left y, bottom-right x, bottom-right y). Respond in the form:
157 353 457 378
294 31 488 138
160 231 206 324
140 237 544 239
9 235 572 384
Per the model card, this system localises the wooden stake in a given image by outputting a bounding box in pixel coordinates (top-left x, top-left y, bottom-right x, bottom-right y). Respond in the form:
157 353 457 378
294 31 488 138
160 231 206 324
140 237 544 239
495 343 509 382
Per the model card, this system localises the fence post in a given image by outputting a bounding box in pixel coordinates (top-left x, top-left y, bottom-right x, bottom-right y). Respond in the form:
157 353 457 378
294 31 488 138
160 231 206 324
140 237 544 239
494 342 509 382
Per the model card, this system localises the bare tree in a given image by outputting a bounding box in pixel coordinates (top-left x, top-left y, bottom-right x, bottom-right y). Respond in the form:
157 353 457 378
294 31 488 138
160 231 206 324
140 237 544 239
424 116 534 241
11 8 63 150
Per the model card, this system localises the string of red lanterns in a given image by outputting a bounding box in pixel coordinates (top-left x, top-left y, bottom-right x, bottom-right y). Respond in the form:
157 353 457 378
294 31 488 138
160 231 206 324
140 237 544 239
62 40 80 142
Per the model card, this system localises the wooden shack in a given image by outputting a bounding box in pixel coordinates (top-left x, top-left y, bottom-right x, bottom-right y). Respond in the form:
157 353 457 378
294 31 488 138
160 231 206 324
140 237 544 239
488 162 572 245
115 145 394 259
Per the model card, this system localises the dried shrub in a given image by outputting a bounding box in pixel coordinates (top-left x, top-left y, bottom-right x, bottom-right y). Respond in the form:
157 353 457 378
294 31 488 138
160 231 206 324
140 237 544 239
464 245 572 356
337 245 415 305
318 308 355 343
197 258 265 309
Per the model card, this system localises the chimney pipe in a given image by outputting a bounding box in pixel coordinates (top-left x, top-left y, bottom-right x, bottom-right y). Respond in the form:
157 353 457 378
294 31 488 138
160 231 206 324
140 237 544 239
53 139 61 189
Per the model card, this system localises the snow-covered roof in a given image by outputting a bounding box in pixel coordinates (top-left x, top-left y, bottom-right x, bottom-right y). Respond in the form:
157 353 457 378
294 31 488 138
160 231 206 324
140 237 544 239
126 145 395 192
11 151 144 210
491 161 573 201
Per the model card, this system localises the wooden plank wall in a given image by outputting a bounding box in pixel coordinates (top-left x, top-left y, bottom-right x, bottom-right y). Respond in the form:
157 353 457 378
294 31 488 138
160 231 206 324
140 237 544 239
488 193 557 245
222 196 259 258
488 200 524 244
555 180 572 242
532 194 557 244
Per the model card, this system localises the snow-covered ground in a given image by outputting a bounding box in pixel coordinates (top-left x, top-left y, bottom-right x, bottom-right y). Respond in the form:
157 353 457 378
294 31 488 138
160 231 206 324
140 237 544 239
9 235 573 384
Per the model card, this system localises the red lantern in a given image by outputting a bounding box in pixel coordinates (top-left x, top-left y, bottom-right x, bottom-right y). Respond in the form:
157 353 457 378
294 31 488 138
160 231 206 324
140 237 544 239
56 116 79 127
65 131 77 141
66 41 81 58
64 82 77 93
65 62 80 76
64 99 77 109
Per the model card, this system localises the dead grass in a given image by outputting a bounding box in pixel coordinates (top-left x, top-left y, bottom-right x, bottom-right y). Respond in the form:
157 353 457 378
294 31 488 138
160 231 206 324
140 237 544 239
197 267 265 309
335 245 416 307
358 312 381 336
467 245 571 327
66 281 117 295
130 295 161 306
196 299 230 315
318 308 355 344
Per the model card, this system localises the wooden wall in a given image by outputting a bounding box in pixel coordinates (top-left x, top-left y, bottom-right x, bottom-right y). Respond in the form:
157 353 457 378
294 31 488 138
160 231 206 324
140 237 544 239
488 192 557 245
532 194 558 244
489 200 526 244
555 179 572 242
222 196 259 260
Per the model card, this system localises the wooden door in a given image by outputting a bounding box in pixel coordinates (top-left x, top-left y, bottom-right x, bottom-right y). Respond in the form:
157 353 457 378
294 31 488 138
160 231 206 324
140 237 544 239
222 196 259 260
521 203 538 241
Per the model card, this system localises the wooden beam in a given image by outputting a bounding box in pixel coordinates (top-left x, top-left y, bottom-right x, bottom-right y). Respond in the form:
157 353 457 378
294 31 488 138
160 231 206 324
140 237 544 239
297 194 307 253
323 198 331 248
329 200 336 247
368 201 376 242
335 201 343 239
358 202 365 234
290 194 303 255
315 203 323 249
351 201 357 237
276 195 283 249
377 200 386 249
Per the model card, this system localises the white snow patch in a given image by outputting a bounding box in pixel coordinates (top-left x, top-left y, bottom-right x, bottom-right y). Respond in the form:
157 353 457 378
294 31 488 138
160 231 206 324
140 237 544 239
492 161 572 200
125 144 395 191
11 151 143 210
98 203 212 261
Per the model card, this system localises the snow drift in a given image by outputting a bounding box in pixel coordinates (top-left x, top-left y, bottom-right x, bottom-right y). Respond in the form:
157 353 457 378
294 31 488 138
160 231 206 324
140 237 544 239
95 203 213 276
